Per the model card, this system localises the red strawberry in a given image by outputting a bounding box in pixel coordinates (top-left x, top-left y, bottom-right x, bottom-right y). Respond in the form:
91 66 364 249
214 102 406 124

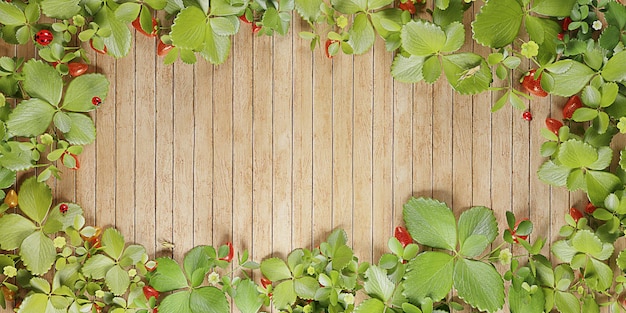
143 286 160 300
61 152 80 170
252 23 261 34
398 1 416 14
394 226 413 247
585 202 596 214
68 63 88 77
569 207 583 222
132 16 158 37
562 17 572 31
261 277 272 289
90 39 108 55
545 118 564 136
239 14 252 24
157 40 173 57
562 95 582 119
521 69 548 97
219 242 234 262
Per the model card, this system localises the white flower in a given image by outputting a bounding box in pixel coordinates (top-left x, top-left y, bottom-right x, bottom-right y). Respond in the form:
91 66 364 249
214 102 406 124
128 269 137 277
342 293 355 305
3 265 17 278
53 236 67 249
208 272 220 286
95 290 105 298
592 20 603 30
499 248 512 265
306 266 316 275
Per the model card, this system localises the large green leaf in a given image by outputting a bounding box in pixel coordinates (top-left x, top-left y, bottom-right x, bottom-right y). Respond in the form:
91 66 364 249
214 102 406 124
571 230 602 254
551 240 577 263
331 0 366 14
537 160 571 187
586 258 613 292
261 258 292 281
18 177 52 225
0 167 16 189
509 277 545 313
401 20 447 56
442 53 492 95
190 287 229 313
160 291 192 313
20 231 56 275
457 206 497 257
403 252 454 304
234 279 263 313
294 0 322 21
102 228 126 260
453 259 504 313
200 21 231 65
41 0 81 19
6 98 55 137
369 0 393 10
82 254 116 279
531 0 577 17
150 258 189 292
209 0 246 16
391 54 425 83
106 264 131 295
348 13 375 55
544 60 595 97
294 276 318 300
94 7 132 58
354 298 386 313
171 6 207 50
442 22 465 53
16 293 48 313
602 50 626 82
23 60 62 106
0 142 34 171
62 74 109 112
63 113 96 145
364 265 394 302
403 197 456 250
586 170 622 206
183 245 211 280
555 291 580 313
558 140 598 168
272 280 297 310
0 2 26 25
0 214 36 250
471 0 524 48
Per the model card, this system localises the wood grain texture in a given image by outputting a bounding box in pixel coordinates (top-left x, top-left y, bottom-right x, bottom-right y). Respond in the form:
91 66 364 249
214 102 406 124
0 8 604 313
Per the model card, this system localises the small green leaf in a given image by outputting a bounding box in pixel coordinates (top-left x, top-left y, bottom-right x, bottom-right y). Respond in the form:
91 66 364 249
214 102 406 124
545 60 595 97
23 60 63 106
200 22 231 65
391 54 425 83
555 291 580 313
364 265 394 302
150 257 189 292
458 206 498 255
94 7 132 58
63 113 96 145
272 280 297 310
183 245 212 280
551 240 577 262
558 140 598 169
331 0 366 14
401 20 446 56
82 254 116 279
602 50 626 82
586 258 613 291
354 298 386 313
582 86 601 108
348 13 375 55
293 276 318 300
471 0 523 48
189 286 230 313
403 197 456 250
20 231 56 275
459 235 489 258
17 177 52 225
571 230 602 254
294 0 322 22
441 22 465 53
586 170 622 206
234 279 263 313
102 228 126 260
261 258 292 282
403 252 454 304
531 0 576 16
106 265 131 295
572 108 598 122
114 2 141 23
53 112 72 133
332 245 354 270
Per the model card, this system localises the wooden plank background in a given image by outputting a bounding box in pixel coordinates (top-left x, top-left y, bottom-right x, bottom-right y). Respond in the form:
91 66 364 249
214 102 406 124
6 2 621 312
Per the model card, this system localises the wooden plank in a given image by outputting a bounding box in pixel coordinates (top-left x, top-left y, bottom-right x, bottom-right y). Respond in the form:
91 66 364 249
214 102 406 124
134 34 157 257
292 18 314 250
273 30 293 257
172 61 195 261
352 44 373 262
392 80 412 227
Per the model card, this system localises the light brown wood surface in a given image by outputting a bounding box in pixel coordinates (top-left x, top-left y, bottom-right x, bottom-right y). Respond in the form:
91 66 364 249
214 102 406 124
0 5 597 313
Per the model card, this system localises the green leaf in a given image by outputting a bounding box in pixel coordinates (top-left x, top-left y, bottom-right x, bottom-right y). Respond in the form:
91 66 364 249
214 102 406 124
0 142 34 172
150 258 189 292
572 108 599 122
525 16 544 44
545 60 595 97
531 0 576 16
471 0 523 48
558 140 598 168
18 177 52 225
94 7 132 58
0 2 26 25
332 245 354 270
403 252 454 304
261 258 292 281
63 113 96 145
457 206 498 257
453 259 504 313
106 265 131 295
509 277 545 313
555 291 580 313
183 245 211 280
160 291 192 313
0 167 16 189
602 51 626 82
401 20 446 56
102 228 126 260
585 258 612 291
442 53 492 95
41 0 81 19
82 254 116 279
145 0 167 10
62 74 109 112
189 286 229 313
423 55 442 83
582 86 601 108
20 231 56 275
294 0 322 22
23 60 63 106
45 203 83 232
53 112 71 133
114 2 141 23
586 171 622 206
403 197 457 250
272 280 296 310
6 99 55 137
364 265 394 302
459 235 490 258
0 214 36 250
16 293 48 313
369 0 393 10
441 22 465 53
294 276 318 300
209 17 238 36
171 6 207 50
433 0 465 26
551 240 577 263
588 146 612 170
354 298 386 313
348 13 375 55
331 0 366 14
391 54 425 83
200 22 231 65
234 279 263 313
571 230 602 254
617 249 626 271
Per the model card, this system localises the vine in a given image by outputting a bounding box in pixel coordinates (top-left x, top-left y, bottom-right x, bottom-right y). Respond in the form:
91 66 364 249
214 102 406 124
1 0 626 312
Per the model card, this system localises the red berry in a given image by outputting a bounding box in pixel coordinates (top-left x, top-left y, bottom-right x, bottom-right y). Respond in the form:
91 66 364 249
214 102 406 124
219 242 234 262
252 23 261 34
90 39 108 55
557 33 565 41
60 203 69 214
585 202 596 214
35 30 54 46
92 96 102 106
521 69 548 97
545 118 564 136
68 62 88 77
143 286 160 300
562 95 582 119
398 0 417 14
239 14 252 24
562 17 572 31
261 277 272 289
157 40 174 57
522 111 532 121
510 218 529 243
394 226 413 247
569 207 583 222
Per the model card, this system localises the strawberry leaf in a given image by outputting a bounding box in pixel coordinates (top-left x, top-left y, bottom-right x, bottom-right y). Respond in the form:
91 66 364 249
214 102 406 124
145 0 167 10
0 142 35 172
171 6 207 51
210 16 239 36
441 22 465 53
545 60 595 97
295 0 322 22
115 2 141 23
602 50 626 82
0 2 26 25
20 231 56 275
200 24 230 65
401 20 446 56
586 170 621 206
106 265 131 295
391 54 425 83
471 0 523 48
63 113 96 145
234 279 263 313
183 246 212 280
531 0 577 17
210 0 246 17
441 53 492 95
453 259 504 313
160 291 192 313
7 99 56 137
62 74 110 112
555 291 580 313
457 206 497 257
102 228 126 260
354 298 385 313
41 0 81 19
23 60 63 106
348 13 375 55
537 160 570 187
15 294 48 313
17 177 52 225
95 7 132 58
403 197 456 250
403 251 454 304
150 258 189 292
294 276 318 300
558 140 598 169
82 254 116 279
272 280 297 310
363 265 394 302
0 214 37 250
331 0 366 14
260 258 292 281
